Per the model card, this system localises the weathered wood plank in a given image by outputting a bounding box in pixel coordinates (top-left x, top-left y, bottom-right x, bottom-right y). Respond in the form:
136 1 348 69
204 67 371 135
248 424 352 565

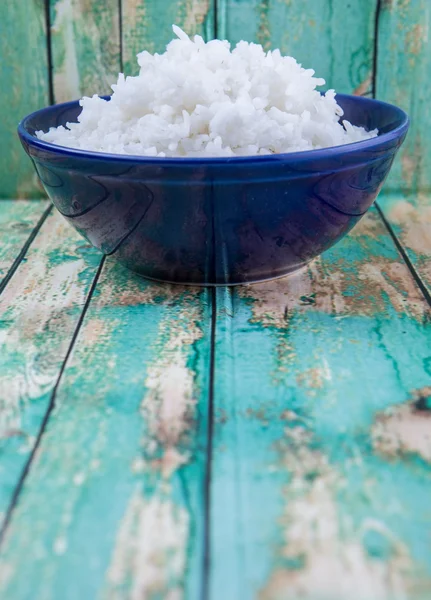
378 194 431 297
121 0 215 75
210 208 431 599
0 0 49 198
376 3 431 296
0 211 102 524
0 200 49 288
50 0 121 102
218 0 377 95
376 0 431 194
0 261 211 600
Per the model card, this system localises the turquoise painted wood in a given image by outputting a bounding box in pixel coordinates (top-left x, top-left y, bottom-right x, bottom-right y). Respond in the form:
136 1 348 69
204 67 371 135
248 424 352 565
376 0 431 194
0 211 101 524
121 0 215 75
211 208 431 599
218 0 377 95
378 193 431 297
0 204 430 598
0 0 49 198
0 200 49 287
50 0 121 102
375 0 431 292
0 260 211 600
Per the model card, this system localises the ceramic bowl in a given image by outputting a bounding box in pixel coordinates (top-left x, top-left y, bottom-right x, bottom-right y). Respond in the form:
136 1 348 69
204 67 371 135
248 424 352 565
18 94 409 285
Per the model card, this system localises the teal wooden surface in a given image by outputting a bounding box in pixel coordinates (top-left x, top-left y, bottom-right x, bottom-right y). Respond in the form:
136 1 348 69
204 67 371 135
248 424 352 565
121 0 215 75
218 0 377 95
0 200 49 287
376 0 431 194
0 260 211 600
0 203 430 598
378 193 431 297
211 208 431 599
0 211 101 525
50 0 121 102
0 0 49 198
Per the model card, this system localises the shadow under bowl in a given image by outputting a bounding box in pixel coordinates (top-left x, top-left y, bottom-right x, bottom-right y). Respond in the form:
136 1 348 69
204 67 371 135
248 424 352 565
18 94 409 285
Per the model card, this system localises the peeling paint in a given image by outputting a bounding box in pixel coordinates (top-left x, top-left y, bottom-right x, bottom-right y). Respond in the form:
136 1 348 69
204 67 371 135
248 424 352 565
388 200 431 256
106 491 188 600
183 0 211 32
384 197 431 290
101 290 206 598
239 269 312 328
357 261 425 319
1 0 50 197
257 0 271 52
377 0 431 192
0 201 49 282
240 210 428 327
405 23 426 56
51 0 119 101
296 361 332 391
401 154 416 189
140 295 203 473
353 74 372 96
52 0 81 101
212 199 431 597
261 427 413 600
0 212 101 437
0 229 209 599
372 389 431 463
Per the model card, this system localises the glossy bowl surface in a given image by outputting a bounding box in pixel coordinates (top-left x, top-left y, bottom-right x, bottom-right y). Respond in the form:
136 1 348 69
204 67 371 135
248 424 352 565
18 94 409 285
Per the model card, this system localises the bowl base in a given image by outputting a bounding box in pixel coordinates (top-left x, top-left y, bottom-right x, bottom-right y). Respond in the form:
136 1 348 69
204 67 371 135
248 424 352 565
123 261 311 287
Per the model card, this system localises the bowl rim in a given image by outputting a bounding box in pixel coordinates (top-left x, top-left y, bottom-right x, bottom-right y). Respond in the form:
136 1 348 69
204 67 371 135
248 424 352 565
18 93 410 165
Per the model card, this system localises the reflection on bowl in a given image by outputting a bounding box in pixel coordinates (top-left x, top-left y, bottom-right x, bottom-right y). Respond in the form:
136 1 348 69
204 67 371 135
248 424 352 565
18 94 409 285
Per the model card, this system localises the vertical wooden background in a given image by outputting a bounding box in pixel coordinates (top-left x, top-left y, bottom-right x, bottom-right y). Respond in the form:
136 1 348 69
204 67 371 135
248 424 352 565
0 0 430 199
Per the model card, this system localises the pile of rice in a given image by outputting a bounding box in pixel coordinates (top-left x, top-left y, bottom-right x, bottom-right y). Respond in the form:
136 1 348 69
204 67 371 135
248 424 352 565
37 25 378 157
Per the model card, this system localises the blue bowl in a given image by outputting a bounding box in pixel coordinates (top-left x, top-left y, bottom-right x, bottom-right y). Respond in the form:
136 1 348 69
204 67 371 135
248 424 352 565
18 94 409 285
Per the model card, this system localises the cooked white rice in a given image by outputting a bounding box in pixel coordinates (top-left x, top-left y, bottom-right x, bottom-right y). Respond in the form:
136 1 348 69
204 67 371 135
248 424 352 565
37 25 378 157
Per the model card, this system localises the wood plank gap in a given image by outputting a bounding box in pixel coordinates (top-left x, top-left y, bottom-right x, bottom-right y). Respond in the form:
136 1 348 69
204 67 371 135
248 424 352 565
376 201 431 308
209 208 431 597
118 0 124 73
0 204 52 297
0 255 105 547
202 285 217 600
371 0 382 99
213 0 218 39
44 0 55 106
372 0 431 303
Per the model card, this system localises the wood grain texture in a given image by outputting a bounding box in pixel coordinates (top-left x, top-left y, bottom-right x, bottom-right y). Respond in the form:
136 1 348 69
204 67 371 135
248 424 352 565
50 0 121 102
121 0 215 75
218 0 377 94
376 0 431 194
379 193 431 297
0 211 102 524
0 260 211 600
0 200 49 287
0 0 49 198
210 208 431 600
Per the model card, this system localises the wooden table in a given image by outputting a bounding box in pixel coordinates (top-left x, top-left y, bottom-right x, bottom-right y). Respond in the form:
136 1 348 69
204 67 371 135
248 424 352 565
0 194 430 599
